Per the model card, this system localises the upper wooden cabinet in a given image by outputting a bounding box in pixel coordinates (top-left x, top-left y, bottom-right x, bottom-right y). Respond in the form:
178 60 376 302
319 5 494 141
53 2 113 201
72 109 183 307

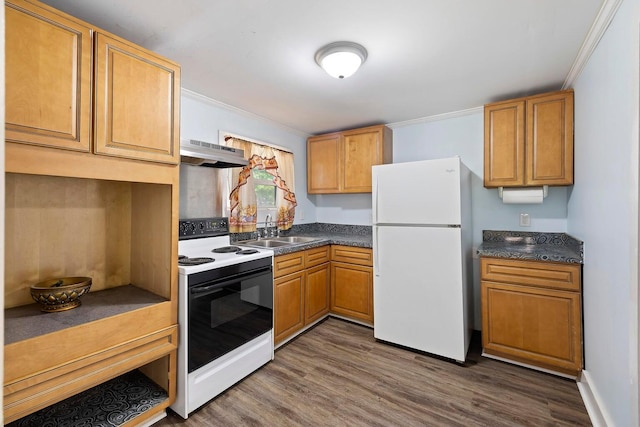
5 0 92 152
307 133 341 193
94 32 180 164
484 90 573 188
5 0 181 165
307 125 392 194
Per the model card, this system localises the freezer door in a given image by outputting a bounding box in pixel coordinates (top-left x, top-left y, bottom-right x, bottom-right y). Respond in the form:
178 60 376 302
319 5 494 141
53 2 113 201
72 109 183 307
373 225 469 362
372 157 462 225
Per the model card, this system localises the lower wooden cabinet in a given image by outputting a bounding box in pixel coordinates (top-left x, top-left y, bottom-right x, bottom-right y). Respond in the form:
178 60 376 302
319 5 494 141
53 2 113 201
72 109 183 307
274 247 330 345
330 246 374 325
273 245 375 344
274 270 305 343
305 263 331 324
480 257 583 376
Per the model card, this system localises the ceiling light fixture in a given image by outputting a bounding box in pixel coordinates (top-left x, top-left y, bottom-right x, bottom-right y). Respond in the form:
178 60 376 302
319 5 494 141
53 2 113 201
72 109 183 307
314 41 368 79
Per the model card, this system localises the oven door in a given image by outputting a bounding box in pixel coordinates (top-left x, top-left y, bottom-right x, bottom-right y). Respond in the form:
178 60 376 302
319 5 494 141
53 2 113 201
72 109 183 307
187 257 273 373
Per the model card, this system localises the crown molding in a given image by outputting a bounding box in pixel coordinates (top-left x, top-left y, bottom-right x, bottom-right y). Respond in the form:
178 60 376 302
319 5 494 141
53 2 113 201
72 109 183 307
181 88 310 138
563 0 624 88
386 106 483 129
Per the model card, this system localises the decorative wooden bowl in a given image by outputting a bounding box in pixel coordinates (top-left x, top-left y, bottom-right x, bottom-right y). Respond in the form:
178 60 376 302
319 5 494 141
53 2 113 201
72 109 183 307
30 277 92 312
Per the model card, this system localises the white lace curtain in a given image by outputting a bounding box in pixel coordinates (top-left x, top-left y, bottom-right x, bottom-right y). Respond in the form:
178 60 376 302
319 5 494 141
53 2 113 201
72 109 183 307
221 135 297 233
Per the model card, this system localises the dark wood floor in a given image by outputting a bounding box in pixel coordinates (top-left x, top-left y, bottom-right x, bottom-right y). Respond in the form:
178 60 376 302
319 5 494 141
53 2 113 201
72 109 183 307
154 318 591 426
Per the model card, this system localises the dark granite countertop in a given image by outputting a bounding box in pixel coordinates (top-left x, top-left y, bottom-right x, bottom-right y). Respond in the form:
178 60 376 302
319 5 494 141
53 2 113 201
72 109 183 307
477 230 583 264
231 223 372 256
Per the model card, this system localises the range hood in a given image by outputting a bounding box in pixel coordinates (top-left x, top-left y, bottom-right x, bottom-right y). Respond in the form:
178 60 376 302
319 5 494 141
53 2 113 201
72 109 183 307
180 138 249 168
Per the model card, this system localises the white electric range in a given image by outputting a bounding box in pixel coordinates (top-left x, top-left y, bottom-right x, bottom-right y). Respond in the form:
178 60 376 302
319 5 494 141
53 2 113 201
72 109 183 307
171 217 274 419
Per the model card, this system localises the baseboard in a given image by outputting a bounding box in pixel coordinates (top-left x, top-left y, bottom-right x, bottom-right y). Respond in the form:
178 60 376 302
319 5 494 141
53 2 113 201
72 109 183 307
577 370 610 427
481 352 578 379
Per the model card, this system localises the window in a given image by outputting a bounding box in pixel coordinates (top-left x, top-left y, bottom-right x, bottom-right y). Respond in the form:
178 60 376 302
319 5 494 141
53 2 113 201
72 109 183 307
252 168 277 225
221 132 297 233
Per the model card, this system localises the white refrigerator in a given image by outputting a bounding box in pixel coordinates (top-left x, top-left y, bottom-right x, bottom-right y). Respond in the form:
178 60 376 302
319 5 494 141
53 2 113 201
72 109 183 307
372 157 473 363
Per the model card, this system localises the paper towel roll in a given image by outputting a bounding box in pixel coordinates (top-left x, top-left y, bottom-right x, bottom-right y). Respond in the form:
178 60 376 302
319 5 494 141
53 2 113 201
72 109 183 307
500 187 545 204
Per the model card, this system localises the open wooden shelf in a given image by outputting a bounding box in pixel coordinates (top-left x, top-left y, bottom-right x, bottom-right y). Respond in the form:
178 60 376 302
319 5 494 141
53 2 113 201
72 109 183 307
6 369 170 427
5 285 167 344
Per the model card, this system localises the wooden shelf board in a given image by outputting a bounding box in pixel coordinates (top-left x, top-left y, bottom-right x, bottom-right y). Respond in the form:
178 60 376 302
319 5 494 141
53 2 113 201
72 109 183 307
5 285 167 345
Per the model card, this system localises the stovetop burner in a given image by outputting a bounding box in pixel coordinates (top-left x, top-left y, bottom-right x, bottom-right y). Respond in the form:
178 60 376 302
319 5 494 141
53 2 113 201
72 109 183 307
236 249 259 255
178 256 215 266
212 246 242 253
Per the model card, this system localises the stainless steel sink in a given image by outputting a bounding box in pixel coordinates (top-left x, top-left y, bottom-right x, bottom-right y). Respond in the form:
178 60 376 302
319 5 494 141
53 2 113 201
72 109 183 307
238 236 320 248
270 236 319 244
239 239 292 248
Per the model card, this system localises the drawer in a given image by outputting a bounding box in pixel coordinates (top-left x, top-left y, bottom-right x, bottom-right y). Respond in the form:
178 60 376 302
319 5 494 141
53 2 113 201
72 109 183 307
480 257 581 292
331 245 373 266
305 246 330 268
274 251 305 278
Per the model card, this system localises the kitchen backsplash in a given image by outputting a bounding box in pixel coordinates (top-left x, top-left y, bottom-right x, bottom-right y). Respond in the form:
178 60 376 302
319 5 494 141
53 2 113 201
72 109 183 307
231 223 372 242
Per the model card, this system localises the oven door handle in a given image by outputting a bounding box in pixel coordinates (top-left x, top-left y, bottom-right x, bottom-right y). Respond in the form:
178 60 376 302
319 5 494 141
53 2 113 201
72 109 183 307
190 268 271 296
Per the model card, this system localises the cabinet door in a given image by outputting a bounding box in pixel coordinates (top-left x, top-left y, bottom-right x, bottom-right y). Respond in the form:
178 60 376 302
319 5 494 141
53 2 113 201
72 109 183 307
274 271 305 344
94 32 180 164
526 91 574 186
305 263 330 324
330 262 373 324
484 100 525 187
5 0 92 152
342 127 383 193
307 134 341 194
481 281 582 375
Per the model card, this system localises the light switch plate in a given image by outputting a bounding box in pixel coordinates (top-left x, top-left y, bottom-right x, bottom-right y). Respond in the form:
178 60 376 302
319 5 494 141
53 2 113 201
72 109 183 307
519 213 531 227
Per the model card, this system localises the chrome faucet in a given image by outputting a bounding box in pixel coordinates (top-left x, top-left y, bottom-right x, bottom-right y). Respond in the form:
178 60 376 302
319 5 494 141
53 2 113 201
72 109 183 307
263 214 272 238
263 214 278 237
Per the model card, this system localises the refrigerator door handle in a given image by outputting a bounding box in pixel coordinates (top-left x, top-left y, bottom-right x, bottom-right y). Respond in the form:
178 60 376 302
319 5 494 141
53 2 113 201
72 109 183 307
374 226 380 276
373 176 378 224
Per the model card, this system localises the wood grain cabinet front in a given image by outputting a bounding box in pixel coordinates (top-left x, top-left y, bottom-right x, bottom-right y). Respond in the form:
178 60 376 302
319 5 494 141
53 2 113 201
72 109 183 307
4 1 180 424
484 89 573 188
307 125 392 194
94 32 180 164
274 270 305 343
273 247 331 345
5 0 92 152
330 246 374 325
480 257 583 376
5 0 181 165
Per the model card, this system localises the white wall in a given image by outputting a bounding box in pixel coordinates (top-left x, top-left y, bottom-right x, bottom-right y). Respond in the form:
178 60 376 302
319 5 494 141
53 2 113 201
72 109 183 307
391 111 570 328
313 112 571 236
314 110 570 328
180 90 316 224
568 0 639 425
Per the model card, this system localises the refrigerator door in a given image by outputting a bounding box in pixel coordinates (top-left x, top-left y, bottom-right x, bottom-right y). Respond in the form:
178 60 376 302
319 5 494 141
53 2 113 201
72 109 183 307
373 225 469 362
372 157 462 226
